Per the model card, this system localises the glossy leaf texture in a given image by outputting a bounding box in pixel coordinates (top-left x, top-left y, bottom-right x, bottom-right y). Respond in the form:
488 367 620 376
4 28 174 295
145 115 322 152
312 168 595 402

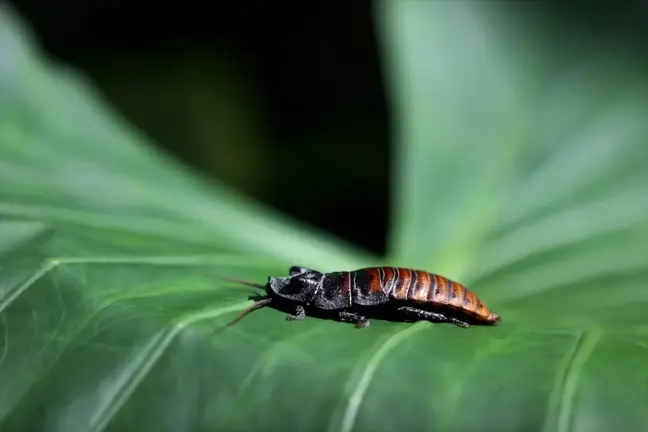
378 2 648 430
0 2 647 432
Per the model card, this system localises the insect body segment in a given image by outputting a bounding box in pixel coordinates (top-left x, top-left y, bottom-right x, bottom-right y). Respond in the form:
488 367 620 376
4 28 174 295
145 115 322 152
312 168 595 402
341 267 500 328
221 266 500 330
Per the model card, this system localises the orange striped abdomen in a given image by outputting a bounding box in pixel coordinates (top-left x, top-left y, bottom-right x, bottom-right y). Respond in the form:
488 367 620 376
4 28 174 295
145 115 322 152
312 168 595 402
378 268 498 323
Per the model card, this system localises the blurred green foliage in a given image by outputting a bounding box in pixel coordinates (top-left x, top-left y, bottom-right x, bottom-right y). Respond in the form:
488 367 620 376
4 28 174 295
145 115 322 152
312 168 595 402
0 1 647 431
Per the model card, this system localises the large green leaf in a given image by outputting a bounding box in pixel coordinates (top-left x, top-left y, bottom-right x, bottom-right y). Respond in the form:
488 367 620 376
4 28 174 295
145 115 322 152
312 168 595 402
1 2 647 432
0 6 374 271
377 1 648 430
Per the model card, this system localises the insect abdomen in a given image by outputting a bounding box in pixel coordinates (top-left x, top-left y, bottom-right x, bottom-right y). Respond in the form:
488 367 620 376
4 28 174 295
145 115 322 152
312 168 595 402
353 267 498 323
347 267 391 306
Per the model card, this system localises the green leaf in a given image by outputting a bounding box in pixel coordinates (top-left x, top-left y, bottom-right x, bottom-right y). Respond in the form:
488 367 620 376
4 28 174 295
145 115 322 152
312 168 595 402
1 2 647 432
0 5 373 272
376 2 648 430
380 1 648 281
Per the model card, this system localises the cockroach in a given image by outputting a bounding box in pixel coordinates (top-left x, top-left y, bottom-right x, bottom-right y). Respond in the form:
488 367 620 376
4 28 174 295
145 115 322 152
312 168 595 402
219 266 500 330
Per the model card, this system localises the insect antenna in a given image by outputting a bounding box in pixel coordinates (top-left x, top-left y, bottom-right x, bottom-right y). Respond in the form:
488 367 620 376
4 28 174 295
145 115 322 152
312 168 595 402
216 297 273 332
219 276 266 290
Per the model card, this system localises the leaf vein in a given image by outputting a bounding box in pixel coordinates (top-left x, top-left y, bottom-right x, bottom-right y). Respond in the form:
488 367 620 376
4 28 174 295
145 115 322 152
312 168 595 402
90 301 252 432
337 322 427 432
0 259 57 314
544 328 602 432
55 254 279 267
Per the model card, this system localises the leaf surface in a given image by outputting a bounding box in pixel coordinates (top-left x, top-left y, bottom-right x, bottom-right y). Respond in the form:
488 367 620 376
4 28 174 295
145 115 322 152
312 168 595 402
376 2 648 430
1 2 647 432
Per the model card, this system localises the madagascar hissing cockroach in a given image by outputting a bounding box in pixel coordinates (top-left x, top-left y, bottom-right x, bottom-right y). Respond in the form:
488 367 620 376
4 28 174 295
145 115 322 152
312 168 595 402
219 266 501 330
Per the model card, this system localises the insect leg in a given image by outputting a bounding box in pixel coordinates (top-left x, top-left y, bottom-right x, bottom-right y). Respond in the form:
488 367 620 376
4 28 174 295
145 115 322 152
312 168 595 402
339 311 370 328
397 306 447 322
286 305 306 321
446 316 470 328
397 306 470 328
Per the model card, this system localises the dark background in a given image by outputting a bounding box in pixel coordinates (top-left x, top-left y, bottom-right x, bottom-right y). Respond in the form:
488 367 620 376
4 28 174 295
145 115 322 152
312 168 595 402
10 0 648 257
